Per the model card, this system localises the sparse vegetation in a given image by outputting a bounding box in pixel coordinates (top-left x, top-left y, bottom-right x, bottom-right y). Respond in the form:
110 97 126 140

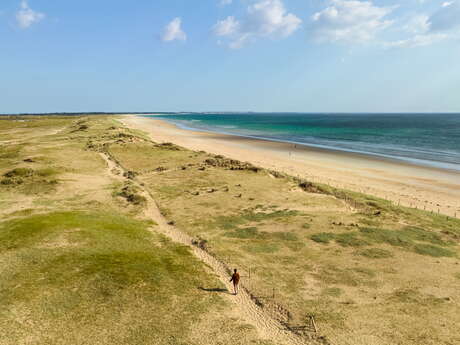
311 232 335 244
309 226 456 258
1 115 459 345
116 182 147 206
357 248 393 259
322 287 343 297
413 243 456 257
0 116 276 345
1 166 60 194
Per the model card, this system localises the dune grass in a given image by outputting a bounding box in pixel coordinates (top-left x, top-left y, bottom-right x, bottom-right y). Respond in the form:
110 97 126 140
0 210 242 345
309 226 455 257
0 116 273 345
106 121 460 345
2 115 459 345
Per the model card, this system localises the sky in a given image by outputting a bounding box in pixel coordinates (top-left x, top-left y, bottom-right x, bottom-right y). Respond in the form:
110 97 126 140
1 0 460 113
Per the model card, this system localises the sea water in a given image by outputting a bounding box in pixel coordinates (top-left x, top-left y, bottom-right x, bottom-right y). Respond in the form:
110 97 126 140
144 113 460 172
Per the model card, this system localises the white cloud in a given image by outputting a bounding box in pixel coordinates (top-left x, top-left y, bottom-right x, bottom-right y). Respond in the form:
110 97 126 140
386 1 460 48
213 0 301 48
16 0 44 29
214 16 240 36
384 33 448 48
310 0 395 44
220 0 233 5
162 17 187 42
404 14 430 34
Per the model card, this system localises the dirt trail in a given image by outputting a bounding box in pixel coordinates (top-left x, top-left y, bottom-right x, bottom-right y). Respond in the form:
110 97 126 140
99 152 321 345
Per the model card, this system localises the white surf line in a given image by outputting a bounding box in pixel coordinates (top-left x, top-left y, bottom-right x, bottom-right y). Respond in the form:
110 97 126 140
99 151 322 345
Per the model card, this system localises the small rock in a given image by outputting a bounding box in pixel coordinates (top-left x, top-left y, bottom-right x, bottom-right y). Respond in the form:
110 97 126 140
167 221 175 225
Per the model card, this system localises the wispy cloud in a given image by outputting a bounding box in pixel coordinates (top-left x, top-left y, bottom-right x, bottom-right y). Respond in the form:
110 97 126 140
309 0 395 44
429 0 460 32
403 14 430 34
213 0 301 48
16 0 44 29
309 0 460 49
220 0 233 6
386 1 460 48
214 16 240 36
162 17 187 42
384 33 449 48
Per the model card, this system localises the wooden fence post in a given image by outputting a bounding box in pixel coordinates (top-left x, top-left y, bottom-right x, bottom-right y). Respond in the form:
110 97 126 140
310 316 318 333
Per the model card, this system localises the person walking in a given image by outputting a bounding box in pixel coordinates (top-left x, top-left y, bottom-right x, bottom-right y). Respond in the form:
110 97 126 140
230 269 240 295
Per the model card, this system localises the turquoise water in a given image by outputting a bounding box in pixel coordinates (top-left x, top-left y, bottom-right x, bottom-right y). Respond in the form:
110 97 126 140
144 113 460 171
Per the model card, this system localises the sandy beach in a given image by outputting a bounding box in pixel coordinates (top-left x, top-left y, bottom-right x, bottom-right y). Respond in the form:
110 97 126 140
120 115 460 218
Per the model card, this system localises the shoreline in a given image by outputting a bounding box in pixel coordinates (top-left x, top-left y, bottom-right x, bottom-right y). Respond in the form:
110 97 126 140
118 115 460 218
160 117 460 174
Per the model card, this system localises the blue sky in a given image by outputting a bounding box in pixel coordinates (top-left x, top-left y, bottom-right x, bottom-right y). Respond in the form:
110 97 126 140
1 0 459 113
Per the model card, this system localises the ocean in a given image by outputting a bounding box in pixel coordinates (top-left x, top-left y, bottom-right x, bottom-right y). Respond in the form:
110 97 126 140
143 113 460 172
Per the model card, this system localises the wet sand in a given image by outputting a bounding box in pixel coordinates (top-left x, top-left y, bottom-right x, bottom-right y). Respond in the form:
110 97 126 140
119 115 460 218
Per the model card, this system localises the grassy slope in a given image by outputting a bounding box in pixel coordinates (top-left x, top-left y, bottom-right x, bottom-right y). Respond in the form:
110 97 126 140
108 119 460 345
0 116 272 345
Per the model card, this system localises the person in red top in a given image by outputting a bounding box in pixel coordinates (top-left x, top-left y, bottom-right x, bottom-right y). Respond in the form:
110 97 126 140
230 269 240 295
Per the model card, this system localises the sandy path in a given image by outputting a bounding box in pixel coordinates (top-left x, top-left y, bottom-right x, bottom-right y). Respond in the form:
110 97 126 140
119 116 460 219
99 152 320 345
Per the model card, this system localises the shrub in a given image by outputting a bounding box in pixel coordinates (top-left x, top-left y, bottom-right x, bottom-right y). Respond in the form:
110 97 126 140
3 168 34 178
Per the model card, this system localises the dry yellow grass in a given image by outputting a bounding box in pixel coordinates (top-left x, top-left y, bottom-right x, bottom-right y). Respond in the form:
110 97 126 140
107 119 460 345
0 116 277 345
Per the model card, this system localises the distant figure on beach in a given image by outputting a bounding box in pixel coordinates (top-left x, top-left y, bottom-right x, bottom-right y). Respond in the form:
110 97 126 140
230 269 240 295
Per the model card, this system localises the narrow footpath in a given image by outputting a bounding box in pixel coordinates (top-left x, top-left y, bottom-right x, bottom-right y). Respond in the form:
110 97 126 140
100 152 324 345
